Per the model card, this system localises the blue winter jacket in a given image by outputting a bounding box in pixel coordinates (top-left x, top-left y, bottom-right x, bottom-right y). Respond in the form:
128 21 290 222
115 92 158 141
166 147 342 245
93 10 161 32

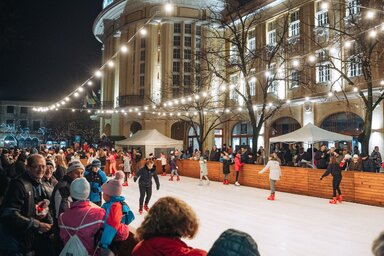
84 169 108 203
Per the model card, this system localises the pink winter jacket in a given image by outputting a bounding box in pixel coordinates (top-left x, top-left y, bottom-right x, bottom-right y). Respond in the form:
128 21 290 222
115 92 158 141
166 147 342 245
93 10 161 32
59 200 106 255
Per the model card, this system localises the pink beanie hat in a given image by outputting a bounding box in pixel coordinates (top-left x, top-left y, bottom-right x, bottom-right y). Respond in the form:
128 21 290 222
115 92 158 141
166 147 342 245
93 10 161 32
102 171 125 197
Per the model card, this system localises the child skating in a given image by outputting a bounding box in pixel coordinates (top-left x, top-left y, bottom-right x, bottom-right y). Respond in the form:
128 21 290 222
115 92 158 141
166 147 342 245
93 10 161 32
258 155 282 200
198 157 210 185
169 151 180 181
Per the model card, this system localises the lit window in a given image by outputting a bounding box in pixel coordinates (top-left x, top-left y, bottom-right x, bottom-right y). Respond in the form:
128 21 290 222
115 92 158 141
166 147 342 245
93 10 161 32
267 20 276 46
289 10 300 37
345 0 360 17
315 2 329 27
248 29 256 53
316 63 331 83
230 41 237 63
348 55 362 77
289 69 300 88
267 63 278 94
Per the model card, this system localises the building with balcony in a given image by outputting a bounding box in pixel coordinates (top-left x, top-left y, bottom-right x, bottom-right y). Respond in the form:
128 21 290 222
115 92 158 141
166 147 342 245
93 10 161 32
94 0 384 153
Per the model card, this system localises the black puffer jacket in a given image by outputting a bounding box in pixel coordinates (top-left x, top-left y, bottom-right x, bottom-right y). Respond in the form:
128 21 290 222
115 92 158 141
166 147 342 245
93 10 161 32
208 229 261 256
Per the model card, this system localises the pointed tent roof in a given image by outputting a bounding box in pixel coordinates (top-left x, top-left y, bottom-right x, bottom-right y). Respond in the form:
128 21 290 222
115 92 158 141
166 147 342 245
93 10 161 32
115 129 183 147
269 122 353 143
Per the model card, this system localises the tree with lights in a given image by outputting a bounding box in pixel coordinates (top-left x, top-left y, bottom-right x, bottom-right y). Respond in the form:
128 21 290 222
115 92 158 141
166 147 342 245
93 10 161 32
202 0 296 155
159 64 240 152
301 1 384 154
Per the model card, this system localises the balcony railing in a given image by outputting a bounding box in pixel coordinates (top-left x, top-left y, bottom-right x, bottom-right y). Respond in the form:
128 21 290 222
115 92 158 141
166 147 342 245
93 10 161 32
117 95 144 107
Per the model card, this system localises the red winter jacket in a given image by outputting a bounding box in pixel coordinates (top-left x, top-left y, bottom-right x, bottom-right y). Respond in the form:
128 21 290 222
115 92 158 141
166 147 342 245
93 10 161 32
132 237 207 256
234 155 244 172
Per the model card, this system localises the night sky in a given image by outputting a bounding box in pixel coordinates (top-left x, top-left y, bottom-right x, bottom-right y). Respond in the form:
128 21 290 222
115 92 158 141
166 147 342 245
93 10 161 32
0 0 102 103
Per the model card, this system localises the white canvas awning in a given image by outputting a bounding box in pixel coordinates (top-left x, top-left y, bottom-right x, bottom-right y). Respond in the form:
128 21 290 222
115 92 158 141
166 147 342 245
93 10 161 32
115 129 183 157
269 122 353 143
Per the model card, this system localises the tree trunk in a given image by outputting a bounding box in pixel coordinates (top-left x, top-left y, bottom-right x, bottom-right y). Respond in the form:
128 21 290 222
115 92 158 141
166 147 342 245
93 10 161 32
359 107 372 155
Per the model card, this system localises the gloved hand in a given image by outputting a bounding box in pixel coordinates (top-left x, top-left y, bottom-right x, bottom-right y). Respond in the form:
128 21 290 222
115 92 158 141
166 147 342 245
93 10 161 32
320 177 323 181
156 185 160 190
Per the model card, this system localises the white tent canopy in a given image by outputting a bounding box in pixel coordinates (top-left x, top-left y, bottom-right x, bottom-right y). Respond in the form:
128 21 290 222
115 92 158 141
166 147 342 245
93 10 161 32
270 122 353 143
115 129 183 157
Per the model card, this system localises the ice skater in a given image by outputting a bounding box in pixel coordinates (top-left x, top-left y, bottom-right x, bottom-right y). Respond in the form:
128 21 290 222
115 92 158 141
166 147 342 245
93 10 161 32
134 159 160 214
169 151 180 181
158 152 167 176
258 154 282 200
222 152 233 185
121 152 132 186
198 157 210 185
320 156 343 204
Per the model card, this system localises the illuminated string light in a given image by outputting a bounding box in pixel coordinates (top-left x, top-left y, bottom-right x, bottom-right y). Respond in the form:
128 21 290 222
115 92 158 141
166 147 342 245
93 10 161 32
107 61 114 68
121 45 128 53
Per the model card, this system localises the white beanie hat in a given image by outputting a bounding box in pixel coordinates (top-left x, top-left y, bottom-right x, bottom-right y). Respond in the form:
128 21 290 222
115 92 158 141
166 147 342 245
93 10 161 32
102 171 124 197
67 160 85 174
70 177 90 201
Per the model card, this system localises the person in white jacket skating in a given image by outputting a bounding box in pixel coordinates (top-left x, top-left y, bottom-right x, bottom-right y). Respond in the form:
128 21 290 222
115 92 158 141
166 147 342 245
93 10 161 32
258 155 282 200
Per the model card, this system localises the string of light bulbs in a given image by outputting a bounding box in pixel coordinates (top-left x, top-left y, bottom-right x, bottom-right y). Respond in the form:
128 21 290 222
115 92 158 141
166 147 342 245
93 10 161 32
34 2 384 115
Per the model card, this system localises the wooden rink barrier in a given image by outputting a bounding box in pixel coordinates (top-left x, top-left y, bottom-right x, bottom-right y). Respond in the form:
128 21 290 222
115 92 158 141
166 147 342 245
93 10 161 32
174 159 384 207
76 159 383 256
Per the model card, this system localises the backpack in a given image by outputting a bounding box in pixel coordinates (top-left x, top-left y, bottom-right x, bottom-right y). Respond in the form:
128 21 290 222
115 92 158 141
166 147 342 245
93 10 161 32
59 207 92 256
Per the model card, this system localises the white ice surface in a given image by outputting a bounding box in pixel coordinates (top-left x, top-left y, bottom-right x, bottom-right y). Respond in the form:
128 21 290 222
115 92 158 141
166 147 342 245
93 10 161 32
121 175 384 256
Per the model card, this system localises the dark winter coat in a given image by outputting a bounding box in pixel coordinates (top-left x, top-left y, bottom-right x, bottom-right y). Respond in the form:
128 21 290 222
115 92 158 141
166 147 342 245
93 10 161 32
321 163 342 179
362 158 376 172
0 172 52 253
315 150 328 169
349 160 362 171
53 165 66 181
222 158 233 174
134 165 160 189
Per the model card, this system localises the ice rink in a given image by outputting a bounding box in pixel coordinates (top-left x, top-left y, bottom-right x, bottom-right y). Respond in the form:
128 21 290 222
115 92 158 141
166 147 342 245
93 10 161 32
121 175 384 256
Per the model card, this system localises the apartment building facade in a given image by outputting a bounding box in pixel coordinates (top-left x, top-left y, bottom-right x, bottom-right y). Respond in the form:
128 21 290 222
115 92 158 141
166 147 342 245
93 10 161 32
94 0 384 152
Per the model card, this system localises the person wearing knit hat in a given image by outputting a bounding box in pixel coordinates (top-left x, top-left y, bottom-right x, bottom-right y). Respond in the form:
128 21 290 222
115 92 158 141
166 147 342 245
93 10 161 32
51 159 85 253
100 171 133 253
70 177 90 201
84 158 107 206
59 177 106 256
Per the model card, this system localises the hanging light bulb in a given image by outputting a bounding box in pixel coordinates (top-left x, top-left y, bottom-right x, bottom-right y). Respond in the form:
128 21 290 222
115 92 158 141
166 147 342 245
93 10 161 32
308 55 316 63
107 60 114 68
164 2 174 13
87 81 93 86
121 45 128 53
65 97 70 101
366 10 375 20
95 70 102 78
140 28 147 36
74 92 79 97
78 87 84 92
